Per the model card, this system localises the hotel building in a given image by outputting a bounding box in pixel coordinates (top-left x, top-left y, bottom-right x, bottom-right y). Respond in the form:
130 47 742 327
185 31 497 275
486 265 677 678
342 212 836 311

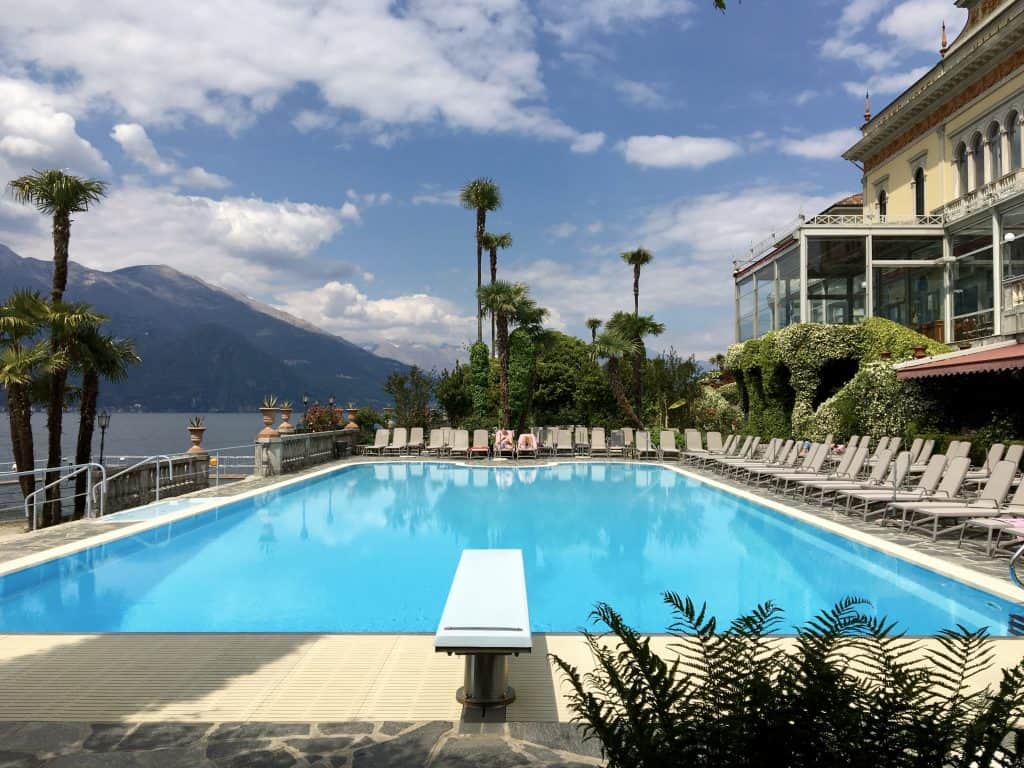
734 0 1024 348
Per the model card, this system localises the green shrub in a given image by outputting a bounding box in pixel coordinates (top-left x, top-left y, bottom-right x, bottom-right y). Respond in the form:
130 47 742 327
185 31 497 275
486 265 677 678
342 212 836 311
553 593 1024 768
717 381 740 406
469 341 493 421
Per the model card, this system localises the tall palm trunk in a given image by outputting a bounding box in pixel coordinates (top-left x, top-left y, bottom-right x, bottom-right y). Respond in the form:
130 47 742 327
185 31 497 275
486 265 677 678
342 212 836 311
495 313 511 428
6 383 35 499
489 245 498 353
607 357 643 430
632 340 645 421
73 370 98 519
633 265 640 316
475 209 486 344
44 209 73 526
51 210 71 303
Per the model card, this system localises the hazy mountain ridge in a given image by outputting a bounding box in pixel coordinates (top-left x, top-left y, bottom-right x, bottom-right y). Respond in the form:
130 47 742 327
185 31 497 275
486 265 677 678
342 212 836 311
0 245 407 410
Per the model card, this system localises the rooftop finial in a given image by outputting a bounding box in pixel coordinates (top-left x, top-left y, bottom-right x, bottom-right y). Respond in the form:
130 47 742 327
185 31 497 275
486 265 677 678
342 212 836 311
864 91 871 123
940 20 948 56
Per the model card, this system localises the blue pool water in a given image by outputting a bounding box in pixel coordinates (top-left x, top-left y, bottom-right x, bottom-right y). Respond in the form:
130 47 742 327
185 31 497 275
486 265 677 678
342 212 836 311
0 462 1019 634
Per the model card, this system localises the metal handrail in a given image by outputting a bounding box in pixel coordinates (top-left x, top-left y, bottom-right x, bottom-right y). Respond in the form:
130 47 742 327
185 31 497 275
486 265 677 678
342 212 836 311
24 463 106 530
1011 543 1024 590
92 454 175 517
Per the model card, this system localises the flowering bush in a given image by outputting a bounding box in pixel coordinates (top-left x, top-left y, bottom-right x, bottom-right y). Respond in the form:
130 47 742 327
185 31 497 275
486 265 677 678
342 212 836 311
690 386 743 434
301 404 346 432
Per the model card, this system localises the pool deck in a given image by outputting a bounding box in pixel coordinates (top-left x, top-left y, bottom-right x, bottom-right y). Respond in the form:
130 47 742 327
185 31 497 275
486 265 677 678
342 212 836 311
2 456 1024 765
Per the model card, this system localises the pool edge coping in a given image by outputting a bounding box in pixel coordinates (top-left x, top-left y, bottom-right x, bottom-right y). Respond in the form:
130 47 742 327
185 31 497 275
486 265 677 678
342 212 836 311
1 457 1022 608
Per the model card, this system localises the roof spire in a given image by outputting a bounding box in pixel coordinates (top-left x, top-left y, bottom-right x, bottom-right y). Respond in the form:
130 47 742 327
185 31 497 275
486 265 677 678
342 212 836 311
940 20 949 56
864 91 871 123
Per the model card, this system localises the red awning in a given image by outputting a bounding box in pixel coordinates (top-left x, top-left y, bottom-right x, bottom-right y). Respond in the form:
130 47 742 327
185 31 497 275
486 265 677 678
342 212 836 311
896 343 1024 380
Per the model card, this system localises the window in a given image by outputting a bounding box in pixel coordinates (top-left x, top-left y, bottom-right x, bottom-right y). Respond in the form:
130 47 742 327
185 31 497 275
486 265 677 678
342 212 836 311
955 142 969 196
755 265 776 337
806 237 866 325
952 225 995 340
1002 204 1024 281
873 237 942 262
972 133 985 189
914 167 925 217
877 190 887 219
873 266 945 341
777 250 801 328
1007 111 1021 171
988 122 1002 180
737 276 755 341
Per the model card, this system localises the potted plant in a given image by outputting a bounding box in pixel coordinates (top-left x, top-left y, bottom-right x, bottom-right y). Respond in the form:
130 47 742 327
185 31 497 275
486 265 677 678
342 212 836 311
258 394 280 439
186 415 207 455
913 345 927 359
278 400 295 434
344 402 360 430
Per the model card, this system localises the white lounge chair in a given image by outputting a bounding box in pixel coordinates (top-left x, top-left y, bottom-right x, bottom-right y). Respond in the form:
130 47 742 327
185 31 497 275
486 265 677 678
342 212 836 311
706 432 724 454
494 429 516 459
573 426 590 457
386 427 408 456
470 430 490 459
659 430 680 461
837 453 947 518
555 429 574 457
425 429 446 456
681 429 706 464
408 427 425 455
635 431 657 459
435 549 531 707
363 428 389 456
449 429 470 458
622 427 635 458
516 432 538 460
591 427 608 457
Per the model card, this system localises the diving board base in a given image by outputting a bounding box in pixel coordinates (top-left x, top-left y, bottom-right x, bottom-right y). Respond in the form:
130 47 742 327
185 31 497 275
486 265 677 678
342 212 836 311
457 653 515 707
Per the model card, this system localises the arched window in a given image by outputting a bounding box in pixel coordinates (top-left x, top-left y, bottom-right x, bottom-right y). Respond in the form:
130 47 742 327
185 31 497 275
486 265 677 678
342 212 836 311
914 167 925 217
1007 111 1021 171
877 189 887 219
972 132 985 189
988 121 1002 179
955 142 969 196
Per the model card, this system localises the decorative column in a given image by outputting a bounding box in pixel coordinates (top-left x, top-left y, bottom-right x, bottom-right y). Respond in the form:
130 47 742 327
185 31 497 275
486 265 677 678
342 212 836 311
1018 115 1024 172
799 228 809 324
864 234 874 319
1001 128 1011 178
967 148 977 192
943 234 954 345
984 139 994 186
993 209 1003 336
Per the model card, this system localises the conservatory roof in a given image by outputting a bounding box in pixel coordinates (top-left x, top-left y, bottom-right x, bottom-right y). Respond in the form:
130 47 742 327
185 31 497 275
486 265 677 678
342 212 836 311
895 342 1024 380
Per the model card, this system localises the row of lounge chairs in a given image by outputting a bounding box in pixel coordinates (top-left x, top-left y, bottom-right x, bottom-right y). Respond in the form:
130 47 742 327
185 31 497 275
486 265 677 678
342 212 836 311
687 430 1024 554
359 426 685 460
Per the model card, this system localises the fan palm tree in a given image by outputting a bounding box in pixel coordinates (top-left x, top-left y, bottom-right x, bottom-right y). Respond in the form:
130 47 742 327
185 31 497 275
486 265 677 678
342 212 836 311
8 170 108 304
709 352 727 372
607 311 665 419
478 281 546 429
586 317 602 343
71 328 140 518
460 178 502 344
481 231 513 351
593 330 643 430
620 247 653 316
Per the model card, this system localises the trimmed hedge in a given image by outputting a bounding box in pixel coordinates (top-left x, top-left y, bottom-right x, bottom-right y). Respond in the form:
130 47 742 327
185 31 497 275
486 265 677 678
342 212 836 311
725 319 950 440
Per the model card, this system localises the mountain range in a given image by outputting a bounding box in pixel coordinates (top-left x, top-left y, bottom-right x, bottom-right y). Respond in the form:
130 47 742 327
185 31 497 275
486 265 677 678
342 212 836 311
0 245 412 411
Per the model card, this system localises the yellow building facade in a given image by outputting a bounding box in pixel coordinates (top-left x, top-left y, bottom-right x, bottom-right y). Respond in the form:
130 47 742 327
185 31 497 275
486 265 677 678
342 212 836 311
735 0 1024 345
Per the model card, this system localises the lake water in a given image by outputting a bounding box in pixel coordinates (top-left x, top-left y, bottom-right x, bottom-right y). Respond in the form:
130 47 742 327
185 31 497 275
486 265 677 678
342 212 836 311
0 412 259 467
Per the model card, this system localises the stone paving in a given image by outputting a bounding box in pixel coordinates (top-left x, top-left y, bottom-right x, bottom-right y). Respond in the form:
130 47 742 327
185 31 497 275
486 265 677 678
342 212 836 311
0 720 602 767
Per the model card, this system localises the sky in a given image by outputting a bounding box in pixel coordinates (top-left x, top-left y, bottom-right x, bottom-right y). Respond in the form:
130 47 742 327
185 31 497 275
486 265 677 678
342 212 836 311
0 0 968 365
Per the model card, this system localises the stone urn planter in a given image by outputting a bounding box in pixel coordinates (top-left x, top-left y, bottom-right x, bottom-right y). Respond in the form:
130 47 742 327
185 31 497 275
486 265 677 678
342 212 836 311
344 406 360 431
278 404 295 435
879 351 892 361
913 345 927 359
258 407 280 439
187 427 207 455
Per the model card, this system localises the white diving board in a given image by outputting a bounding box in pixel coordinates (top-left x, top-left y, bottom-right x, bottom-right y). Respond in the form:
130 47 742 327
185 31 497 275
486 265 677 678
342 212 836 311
434 549 532 707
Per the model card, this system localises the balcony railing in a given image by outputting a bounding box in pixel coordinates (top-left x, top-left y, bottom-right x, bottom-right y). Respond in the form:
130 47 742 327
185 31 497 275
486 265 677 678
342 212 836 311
802 213 944 226
944 169 1024 223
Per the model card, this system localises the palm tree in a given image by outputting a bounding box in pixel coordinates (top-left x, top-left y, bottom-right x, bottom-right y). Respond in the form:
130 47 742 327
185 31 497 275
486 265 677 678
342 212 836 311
620 247 653 316
460 178 502 344
0 292 55 499
478 281 545 429
607 311 665 419
71 328 139 518
709 352 726 372
481 231 513 351
593 330 643 430
586 318 602 343
8 170 108 304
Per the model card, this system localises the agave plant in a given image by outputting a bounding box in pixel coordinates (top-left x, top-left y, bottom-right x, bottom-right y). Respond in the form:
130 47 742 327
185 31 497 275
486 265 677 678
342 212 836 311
280 399 293 410
261 394 278 409
552 593 1024 768
188 415 205 429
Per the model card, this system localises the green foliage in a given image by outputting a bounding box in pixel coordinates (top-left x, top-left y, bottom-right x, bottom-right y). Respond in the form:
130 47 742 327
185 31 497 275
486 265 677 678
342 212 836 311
435 362 472 427
689 386 743 434
717 381 740 406
383 365 435 428
553 593 1024 768
725 319 952 440
644 348 701 429
469 340 493 421
508 328 535 429
301 404 344 432
353 406 383 442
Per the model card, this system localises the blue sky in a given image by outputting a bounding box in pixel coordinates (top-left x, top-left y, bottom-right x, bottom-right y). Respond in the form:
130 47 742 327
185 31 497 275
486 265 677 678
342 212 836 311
0 0 967 364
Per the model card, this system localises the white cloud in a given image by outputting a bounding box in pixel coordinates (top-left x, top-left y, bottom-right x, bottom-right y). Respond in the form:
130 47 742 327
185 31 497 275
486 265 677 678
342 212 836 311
779 128 862 160
0 0 600 152
879 0 965 52
620 134 741 169
541 0 696 43
0 182 359 294
292 110 337 133
276 281 475 346
111 123 229 188
548 222 578 239
570 131 605 153
844 65 931 98
613 79 665 109
411 189 462 206
0 77 108 177
346 189 392 206
792 89 819 106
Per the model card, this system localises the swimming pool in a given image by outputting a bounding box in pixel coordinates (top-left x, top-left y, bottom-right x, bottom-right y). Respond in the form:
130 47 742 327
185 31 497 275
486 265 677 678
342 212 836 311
0 462 1020 634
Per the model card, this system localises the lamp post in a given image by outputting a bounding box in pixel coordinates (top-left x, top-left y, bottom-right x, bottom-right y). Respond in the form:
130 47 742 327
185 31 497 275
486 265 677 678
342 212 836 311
302 392 310 431
97 410 111 466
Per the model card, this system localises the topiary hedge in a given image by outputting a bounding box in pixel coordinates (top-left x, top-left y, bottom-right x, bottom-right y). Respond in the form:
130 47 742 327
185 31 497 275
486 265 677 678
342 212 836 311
725 319 950 440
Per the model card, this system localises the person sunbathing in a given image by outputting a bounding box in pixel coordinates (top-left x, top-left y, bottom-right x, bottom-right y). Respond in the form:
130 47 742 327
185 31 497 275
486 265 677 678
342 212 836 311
496 429 515 452
517 433 537 453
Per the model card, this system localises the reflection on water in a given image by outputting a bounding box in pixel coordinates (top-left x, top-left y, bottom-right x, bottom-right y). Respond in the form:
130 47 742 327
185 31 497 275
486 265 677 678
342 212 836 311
0 462 1018 634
